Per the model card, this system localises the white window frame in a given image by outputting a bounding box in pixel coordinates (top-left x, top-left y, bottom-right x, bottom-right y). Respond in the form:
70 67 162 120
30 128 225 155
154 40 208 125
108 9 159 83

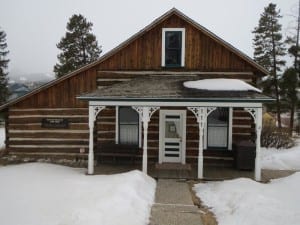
115 106 141 147
115 106 119 144
204 107 233 150
161 28 185 67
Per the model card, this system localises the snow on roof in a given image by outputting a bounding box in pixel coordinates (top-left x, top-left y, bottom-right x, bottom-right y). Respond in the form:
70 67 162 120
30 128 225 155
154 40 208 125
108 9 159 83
183 79 262 93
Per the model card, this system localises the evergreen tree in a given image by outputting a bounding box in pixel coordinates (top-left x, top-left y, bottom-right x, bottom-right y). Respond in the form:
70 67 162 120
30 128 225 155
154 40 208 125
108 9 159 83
0 28 9 105
280 68 298 135
54 14 102 78
253 3 286 128
284 0 300 134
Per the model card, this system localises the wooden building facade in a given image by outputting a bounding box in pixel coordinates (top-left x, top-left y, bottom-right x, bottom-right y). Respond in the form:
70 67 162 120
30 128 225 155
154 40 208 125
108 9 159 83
0 8 272 180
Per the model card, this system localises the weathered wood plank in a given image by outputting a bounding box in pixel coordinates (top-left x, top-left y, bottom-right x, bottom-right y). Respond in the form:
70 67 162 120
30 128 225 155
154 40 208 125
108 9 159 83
9 123 88 130
9 108 88 116
9 117 88 124
8 132 89 139
8 148 86 153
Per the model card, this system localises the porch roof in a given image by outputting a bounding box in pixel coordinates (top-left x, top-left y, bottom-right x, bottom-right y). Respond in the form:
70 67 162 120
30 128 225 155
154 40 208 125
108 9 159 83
77 76 274 103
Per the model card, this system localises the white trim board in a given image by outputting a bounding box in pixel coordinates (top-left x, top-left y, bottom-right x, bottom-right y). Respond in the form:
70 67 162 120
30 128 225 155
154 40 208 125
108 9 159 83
89 101 263 108
115 106 119 144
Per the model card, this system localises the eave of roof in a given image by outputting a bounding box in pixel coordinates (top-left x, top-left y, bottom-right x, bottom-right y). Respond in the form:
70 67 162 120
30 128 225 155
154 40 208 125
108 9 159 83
77 76 274 103
78 96 274 103
0 8 269 111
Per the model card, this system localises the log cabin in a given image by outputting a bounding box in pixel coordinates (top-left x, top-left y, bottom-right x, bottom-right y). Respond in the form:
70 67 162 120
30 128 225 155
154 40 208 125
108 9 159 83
0 8 272 180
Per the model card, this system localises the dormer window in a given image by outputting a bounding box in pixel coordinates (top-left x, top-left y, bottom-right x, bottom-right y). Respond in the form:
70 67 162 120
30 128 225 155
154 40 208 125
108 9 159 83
162 28 185 67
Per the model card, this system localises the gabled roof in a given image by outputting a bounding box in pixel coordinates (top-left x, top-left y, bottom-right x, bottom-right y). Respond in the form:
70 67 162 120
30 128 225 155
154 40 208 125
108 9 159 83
0 8 268 111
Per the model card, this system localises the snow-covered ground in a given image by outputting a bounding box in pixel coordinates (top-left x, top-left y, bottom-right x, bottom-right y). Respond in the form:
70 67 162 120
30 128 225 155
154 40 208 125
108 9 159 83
195 141 300 225
261 145 300 170
0 127 4 150
0 163 156 225
194 173 300 225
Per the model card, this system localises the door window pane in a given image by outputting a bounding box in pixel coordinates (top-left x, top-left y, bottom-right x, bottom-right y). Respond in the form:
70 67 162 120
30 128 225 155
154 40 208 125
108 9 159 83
165 120 180 138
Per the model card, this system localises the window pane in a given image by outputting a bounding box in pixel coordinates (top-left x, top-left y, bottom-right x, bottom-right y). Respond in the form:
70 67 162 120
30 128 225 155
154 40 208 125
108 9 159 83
120 125 138 145
119 107 139 145
120 107 139 124
207 108 229 148
165 49 181 66
165 31 182 67
208 108 229 126
166 31 181 48
165 120 180 138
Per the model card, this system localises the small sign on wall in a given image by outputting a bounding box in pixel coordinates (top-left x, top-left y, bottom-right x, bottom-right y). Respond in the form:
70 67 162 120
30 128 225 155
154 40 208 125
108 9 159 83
41 118 69 128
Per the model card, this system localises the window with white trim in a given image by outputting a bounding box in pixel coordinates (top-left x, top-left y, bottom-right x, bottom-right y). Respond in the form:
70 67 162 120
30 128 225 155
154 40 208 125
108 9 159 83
119 107 139 145
162 28 185 67
207 107 229 149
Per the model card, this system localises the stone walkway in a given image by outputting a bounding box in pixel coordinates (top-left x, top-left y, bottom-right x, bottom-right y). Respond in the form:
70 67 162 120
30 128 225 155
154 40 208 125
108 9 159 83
149 179 203 225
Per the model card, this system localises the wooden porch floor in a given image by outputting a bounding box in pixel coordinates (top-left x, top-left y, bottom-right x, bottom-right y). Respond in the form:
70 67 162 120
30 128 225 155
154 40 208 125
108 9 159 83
94 162 254 180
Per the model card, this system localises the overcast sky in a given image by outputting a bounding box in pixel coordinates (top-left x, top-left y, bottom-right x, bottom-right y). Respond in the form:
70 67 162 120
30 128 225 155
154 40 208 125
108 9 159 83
0 0 298 78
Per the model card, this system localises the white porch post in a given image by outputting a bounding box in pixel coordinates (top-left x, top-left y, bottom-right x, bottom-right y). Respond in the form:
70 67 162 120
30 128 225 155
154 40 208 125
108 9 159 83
132 106 159 174
255 108 262 181
245 107 263 181
88 105 105 175
198 119 204 179
187 107 216 179
142 109 149 173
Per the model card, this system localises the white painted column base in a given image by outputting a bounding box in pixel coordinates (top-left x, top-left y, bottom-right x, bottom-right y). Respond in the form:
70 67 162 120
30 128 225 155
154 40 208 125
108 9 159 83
245 107 262 181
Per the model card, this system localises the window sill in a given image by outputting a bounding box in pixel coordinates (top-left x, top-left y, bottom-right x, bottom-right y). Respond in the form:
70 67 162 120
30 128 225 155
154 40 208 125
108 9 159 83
161 66 185 69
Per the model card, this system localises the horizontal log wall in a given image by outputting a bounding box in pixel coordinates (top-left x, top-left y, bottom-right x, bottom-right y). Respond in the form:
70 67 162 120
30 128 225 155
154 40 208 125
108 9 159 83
7 108 89 155
96 107 116 148
232 108 255 142
7 106 254 161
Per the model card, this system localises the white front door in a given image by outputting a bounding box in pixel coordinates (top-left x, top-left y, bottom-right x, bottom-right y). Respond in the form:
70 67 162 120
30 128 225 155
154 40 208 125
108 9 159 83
159 110 186 164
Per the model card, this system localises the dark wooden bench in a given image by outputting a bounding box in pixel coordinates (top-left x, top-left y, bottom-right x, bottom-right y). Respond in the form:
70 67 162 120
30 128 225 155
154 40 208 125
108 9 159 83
96 144 140 164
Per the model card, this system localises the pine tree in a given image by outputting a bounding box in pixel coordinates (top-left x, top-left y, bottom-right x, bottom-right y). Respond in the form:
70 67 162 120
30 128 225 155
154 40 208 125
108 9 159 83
54 14 102 78
280 68 298 135
253 3 286 128
284 0 300 134
0 28 9 105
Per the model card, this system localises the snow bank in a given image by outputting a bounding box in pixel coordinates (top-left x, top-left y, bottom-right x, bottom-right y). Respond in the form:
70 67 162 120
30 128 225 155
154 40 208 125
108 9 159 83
261 145 300 170
0 163 156 225
183 79 262 92
0 127 4 150
194 173 300 225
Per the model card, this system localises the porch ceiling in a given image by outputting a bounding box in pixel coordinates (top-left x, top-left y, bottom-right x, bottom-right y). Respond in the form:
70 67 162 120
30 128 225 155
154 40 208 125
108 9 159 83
77 75 274 103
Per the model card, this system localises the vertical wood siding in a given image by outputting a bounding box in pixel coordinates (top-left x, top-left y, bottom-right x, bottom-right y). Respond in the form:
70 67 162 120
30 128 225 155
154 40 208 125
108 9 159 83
13 68 97 108
97 14 260 74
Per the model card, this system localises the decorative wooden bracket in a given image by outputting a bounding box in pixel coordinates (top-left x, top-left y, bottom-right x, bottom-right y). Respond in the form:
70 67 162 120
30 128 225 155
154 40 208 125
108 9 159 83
132 106 160 123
